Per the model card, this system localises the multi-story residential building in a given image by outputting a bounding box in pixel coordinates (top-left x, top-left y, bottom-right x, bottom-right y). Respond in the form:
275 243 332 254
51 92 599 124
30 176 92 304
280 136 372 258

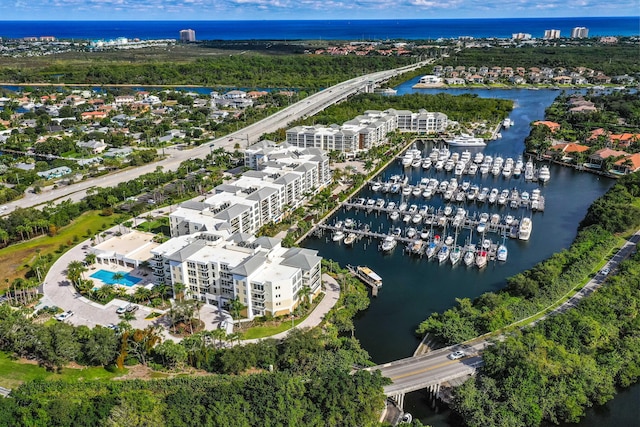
179 29 196 42
571 27 589 39
150 232 322 319
286 109 447 154
512 33 532 40
543 29 561 40
170 148 331 238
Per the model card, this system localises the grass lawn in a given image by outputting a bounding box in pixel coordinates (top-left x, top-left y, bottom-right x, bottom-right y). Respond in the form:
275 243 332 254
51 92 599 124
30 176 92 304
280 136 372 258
241 317 307 340
0 211 119 291
0 351 126 390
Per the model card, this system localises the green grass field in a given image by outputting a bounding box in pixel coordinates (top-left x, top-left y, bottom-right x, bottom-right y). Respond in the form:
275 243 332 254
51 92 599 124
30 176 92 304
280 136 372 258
0 211 119 291
0 351 126 389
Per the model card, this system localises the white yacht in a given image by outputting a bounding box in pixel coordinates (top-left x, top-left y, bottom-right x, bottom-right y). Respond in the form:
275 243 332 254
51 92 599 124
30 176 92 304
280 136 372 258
449 246 462 266
380 236 397 252
538 165 551 183
473 152 484 164
445 134 486 147
518 217 533 240
389 211 400 221
332 230 345 242
524 160 534 180
497 244 508 261
371 181 382 191
344 233 357 246
422 158 432 169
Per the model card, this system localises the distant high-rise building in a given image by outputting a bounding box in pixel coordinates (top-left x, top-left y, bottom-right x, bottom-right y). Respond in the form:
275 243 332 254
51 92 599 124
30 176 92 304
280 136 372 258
571 27 589 39
512 33 532 40
543 29 561 40
179 29 196 42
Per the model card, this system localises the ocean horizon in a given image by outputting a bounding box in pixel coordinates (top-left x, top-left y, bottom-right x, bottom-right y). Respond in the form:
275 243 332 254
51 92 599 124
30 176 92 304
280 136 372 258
0 17 638 41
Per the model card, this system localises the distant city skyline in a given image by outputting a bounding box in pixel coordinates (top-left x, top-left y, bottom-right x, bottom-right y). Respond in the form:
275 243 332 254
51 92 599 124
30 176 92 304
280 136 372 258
0 0 637 21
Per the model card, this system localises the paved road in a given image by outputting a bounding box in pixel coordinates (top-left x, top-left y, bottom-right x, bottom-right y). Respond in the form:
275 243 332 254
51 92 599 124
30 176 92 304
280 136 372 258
2 61 431 216
369 230 640 395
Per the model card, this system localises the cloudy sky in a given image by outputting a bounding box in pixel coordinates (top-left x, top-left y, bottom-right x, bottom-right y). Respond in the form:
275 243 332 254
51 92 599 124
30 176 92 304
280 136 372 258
1 0 633 20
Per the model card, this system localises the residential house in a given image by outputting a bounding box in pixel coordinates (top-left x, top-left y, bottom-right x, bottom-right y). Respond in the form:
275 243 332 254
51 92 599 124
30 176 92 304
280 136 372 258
37 166 72 179
533 121 561 132
613 153 640 174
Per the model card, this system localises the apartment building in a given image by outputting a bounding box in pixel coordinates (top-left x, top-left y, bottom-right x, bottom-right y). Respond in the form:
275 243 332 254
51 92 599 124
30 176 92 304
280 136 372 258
151 232 322 318
543 29 561 40
170 148 331 239
571 27 589 39
285 109 447 154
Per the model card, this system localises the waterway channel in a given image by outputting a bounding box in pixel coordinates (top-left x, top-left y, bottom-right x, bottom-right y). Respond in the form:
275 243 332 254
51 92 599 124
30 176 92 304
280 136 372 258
302 82 628 425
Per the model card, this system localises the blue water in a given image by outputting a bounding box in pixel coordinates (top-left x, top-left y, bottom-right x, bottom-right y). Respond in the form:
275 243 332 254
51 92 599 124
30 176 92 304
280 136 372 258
0 17 637 41
90 270 142 287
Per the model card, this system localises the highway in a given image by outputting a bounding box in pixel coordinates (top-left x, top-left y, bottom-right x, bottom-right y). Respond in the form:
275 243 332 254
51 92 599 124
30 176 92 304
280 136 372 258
2 60 431 215
368 230 640 396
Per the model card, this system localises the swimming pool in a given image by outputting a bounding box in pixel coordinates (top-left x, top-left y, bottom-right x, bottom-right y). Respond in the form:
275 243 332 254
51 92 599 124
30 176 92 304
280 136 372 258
90 270 142 287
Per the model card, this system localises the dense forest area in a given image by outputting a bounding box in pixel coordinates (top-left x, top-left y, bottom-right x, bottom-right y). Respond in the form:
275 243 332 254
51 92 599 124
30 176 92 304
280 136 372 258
451 248 640 426
0 55 413 88
440 43 639 77
0 369 387 426
416 173 640 344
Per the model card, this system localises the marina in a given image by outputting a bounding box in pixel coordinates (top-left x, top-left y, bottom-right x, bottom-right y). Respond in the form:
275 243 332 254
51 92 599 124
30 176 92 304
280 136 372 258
303 86 617 426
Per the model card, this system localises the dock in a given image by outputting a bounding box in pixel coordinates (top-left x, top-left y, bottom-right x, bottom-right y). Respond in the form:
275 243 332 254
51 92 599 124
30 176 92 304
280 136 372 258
346 264 382 296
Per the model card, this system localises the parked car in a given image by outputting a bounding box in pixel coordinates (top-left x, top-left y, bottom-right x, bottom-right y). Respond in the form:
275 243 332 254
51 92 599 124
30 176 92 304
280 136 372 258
600 267 611 276
55 310 74 321
106 323 119 331
126 304 139 313
448 350 466 360
116 304 131 314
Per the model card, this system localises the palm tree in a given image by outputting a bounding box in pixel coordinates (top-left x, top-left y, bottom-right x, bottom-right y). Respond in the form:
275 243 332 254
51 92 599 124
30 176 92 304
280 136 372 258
112 272 125 286
153 282 169 306
95 285 114 302
173 282 186 302
228 297 245 328
298 285 312 309
133 287 152 305
84 253 97 267
0 229 8 247
67 260 87 286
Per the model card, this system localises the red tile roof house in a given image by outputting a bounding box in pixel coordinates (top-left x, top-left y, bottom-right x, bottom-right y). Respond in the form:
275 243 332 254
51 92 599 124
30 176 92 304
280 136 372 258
548 142 590 162
81 111 108 121
533 121 561 132
613 153 640 174
588 148 629 170
610 133 640 148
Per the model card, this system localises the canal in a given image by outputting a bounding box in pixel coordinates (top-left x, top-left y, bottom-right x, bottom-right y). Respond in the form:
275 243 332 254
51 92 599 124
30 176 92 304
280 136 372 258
302 82 627 425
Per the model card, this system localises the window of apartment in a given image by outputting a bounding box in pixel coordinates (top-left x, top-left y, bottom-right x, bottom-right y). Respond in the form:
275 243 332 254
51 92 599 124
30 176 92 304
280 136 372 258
187 262 196 269
189 278 197 284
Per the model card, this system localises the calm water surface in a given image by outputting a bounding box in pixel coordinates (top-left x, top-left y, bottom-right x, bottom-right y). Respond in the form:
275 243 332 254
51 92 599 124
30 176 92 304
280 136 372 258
302 84 627 425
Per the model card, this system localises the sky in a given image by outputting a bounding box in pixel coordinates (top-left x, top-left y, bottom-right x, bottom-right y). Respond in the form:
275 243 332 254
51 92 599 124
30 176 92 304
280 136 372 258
1 0 637 20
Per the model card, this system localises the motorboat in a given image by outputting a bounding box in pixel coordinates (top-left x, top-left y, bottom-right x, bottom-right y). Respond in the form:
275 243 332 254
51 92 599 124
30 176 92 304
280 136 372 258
371 181 382 191
482 238 492 249
398 202 408 211
438 181 448 193
444 235 454 246
402 214 412 223
445 133 486 147
402 186 412 196
406 227 417 238
426 241 439 259
497 244 508 261
412 213 423 224
410 239 424 255
498 189 509 205
412 187 422 197
423 188 433 198
344 233 357 245
488 188 499 204
454 161 466 176
477 187 489 203
422 158 432 169
531 188 541 201
344 218 354 228
408 204 418 213
444 159 455 172
461 180 471 191
380 236 397 252
538 165 551 183
437 245 450 263
387 201 396 211
390 211 400 221
449 246 462 266
467 163 478 175
366 199 376 208
376 199 385 208
332 230 345 242
479 163 490 174
444 189 454 200
435 160 445 171
477 213 489 233
504 215 514 225
420 229 430 240
429 148 439 162
444 205 453 216
401 153 414 167
476 250 488 268
411 158 422 168
524 160 534 180
502 118 514 129
519 217 533 240
521 191 530 205
455 191 466 202
502 163 512 178
438 148 451 161
491 213 501 225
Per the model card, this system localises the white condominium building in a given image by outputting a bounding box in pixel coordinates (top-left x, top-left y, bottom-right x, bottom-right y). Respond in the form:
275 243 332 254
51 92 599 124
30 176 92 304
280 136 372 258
151 233 322 319
170 151 330 238
571 27 589 39
286 109 448 154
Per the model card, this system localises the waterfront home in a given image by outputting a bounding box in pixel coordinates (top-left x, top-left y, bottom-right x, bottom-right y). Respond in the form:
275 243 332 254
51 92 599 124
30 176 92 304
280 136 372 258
549 143 589 162
588 148 629 169
533 121 561 132
77 139 108 154
613 153 640 174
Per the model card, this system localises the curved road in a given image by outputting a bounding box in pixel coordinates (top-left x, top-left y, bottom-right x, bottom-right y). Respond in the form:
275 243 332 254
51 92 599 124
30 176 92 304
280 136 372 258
371 230 640 395
2 60 431 215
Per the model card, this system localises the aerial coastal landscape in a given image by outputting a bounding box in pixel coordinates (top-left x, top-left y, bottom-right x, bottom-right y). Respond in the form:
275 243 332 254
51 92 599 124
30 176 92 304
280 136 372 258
0 1 639 426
